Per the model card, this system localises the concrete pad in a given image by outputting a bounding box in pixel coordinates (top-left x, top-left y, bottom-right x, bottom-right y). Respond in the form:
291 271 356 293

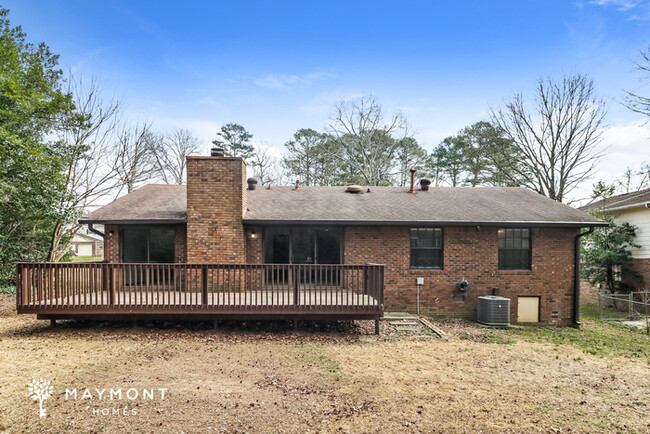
382 312 417 320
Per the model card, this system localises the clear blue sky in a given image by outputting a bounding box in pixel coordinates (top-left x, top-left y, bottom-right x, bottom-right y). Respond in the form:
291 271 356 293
6 0 650 199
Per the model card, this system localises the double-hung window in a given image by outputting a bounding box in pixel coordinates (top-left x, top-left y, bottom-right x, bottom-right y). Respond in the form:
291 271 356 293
498 228 531 270
410 228 443 269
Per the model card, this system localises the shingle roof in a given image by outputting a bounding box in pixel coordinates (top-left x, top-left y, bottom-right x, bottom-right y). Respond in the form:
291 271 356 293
81 184 604 227
244 186 604 226
79 184 187 224
580 188 650 212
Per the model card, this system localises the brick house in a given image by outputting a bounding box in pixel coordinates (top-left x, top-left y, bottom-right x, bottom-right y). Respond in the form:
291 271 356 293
581 188 650 289
54 149 604 327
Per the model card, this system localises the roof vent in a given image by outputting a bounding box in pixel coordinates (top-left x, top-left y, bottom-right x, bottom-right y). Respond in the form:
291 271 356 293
420 178 431 191
247 177 258 190
345 185 364 193
210 147 224 157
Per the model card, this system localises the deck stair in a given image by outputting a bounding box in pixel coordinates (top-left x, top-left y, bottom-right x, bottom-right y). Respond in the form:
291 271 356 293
382 312 420 331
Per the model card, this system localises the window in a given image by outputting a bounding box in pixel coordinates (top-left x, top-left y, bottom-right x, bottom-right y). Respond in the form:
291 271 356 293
498 228 531 270
122 226 175 263
410 228 443 269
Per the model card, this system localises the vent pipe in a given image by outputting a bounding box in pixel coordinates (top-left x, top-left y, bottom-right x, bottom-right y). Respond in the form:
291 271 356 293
247 177 258 190
420 178 431 191
295 180 300 190
409 168 416 193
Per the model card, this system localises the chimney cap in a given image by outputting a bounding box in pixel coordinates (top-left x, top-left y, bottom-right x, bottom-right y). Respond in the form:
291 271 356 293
210 147 225 157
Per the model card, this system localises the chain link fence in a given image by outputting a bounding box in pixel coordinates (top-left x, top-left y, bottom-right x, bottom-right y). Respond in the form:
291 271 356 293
598 292 650 333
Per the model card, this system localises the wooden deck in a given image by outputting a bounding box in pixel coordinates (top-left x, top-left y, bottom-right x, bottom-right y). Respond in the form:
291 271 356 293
16 263 384 321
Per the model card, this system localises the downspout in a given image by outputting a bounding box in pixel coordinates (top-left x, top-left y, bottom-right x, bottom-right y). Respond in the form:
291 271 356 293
573 226 594 327
87 223 105 238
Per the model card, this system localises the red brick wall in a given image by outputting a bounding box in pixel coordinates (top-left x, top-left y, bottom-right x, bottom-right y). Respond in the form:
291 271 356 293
103 224 120 263
186 156 247 263
245 226 263 263
175 225 187 263
241 224 578 325
342 225 578 326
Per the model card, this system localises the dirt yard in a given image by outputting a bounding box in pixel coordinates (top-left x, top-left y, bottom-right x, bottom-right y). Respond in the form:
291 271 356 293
0 294 648 433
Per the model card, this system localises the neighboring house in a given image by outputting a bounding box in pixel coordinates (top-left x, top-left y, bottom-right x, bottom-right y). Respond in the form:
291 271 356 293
581 188 650 288
16 149 604 328
69 232 104 257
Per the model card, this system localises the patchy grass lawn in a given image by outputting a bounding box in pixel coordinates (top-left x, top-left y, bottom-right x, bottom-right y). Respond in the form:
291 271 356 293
0 295 648 433
70 256 103 262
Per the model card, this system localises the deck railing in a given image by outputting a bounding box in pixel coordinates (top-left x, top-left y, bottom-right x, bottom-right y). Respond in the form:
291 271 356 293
16 263 384 317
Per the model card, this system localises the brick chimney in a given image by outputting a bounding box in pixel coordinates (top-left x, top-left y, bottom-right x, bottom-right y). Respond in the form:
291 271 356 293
186 152 247 263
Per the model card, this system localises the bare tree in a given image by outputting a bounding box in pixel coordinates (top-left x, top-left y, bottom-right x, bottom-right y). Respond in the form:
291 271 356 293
616 162 650 193
625 47 650 117
491 74 606 202
113 122 159 195
47 75 122 261
153 128 200 184
249 144 285 186
330 96 409 186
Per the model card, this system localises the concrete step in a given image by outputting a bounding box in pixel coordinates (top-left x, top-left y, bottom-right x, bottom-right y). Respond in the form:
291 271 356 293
394 326 420 332
389 320 418 326
382 312 417 320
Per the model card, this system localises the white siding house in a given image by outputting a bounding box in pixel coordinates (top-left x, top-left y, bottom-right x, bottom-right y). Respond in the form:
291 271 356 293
581 188 650 287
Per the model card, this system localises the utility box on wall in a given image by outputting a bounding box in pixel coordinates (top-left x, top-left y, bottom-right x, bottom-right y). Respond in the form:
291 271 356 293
477 296 511 327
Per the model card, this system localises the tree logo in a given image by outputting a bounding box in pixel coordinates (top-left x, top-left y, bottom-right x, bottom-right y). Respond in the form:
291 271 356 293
28 378 53 418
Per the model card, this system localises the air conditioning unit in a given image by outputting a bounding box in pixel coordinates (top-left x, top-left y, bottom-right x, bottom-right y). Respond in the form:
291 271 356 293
477 296 511 327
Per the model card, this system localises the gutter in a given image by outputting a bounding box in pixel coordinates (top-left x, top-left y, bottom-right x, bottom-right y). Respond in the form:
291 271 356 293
87 223 105 238
595 202 650 213
78 218 187 225
573 226 595 327
242 219 608 228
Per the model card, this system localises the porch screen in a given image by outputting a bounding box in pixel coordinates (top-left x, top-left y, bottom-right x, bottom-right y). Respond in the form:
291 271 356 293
122 226 175 263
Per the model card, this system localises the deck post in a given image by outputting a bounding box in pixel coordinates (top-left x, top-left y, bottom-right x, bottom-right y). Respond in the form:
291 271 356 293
202 266 208 307
21 265 29 306
110 265 118 306
375 319 380 335
102 264 110 305
50 319 56 328
293 267 299 306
